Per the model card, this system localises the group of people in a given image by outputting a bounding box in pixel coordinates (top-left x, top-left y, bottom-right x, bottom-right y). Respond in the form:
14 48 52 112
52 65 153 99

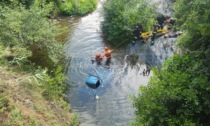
153 17 176 32
133 17 177 44
93 18 177 65
94 47 112 65
153 17 177 45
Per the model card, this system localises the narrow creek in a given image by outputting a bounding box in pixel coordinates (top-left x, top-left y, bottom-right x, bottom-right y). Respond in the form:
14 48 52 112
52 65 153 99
63 0 177 125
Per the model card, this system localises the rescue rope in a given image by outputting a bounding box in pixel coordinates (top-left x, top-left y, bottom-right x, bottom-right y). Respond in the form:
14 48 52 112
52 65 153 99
111 39 129 52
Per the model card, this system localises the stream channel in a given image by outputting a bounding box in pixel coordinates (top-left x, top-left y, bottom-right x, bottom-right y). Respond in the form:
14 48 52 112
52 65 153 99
63 0 177 125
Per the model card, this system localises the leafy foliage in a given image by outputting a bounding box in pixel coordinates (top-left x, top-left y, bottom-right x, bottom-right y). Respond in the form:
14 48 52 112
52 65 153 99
174 0 210 51
0 1 77 125
0 1 63 69
133 0 210 125
0 0 68 101
132 54 210 125
0 0 34 8
34 66 67 100
0 0 97 17
58 0 97 15
173 0 210 84
102 0 157 45
70 114 80 126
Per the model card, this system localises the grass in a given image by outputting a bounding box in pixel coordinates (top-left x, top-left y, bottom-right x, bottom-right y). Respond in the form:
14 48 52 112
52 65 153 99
0 65 79 126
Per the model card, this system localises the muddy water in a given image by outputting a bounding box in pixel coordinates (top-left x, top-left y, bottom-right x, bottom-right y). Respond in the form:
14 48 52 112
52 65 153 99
64 0 177 126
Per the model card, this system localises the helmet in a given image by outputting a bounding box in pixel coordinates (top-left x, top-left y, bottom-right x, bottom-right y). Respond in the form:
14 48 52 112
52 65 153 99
164 34 168 38
166 19 170 23
104 47 108 51
96 54 100 57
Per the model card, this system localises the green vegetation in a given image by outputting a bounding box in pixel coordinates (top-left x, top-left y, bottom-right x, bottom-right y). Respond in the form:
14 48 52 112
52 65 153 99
102 0 157 46
0 0 97 16
59 0 97 16
132 0 210 125
0 66 78 125
0 0 79 125
0 2 63 70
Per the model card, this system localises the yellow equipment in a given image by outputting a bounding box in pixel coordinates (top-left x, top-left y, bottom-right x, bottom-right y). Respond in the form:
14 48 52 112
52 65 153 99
156 29 169 36
157 29 169 33
140 28 169 43
140 31 152 39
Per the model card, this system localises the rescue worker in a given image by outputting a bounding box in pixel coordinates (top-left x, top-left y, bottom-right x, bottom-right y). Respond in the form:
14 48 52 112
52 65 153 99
166 18 176 30
95 53 103 64
133 25 141 40
103 47 112 63
166 18 176 25
153 21 160 32
150 32 156 45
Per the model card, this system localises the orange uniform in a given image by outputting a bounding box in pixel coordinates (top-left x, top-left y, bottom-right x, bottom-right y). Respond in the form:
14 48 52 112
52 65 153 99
103 47 112 60
95 54 103 63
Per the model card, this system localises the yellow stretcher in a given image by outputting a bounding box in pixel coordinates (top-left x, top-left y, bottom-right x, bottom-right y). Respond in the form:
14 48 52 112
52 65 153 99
140 28 169 39
140 31 152 39
140 28 169 43
156 29 169 36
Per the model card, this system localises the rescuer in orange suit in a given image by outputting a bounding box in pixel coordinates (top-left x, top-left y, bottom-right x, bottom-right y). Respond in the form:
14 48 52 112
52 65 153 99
95 53 103 64
103 47 112 63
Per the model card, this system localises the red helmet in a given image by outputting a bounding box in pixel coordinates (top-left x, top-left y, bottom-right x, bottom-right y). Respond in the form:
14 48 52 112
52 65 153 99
96 53 100 57
104 47 108 51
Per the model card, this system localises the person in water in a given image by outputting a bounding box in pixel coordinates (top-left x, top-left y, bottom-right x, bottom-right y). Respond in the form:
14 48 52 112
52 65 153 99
95 53 103 64
103 47 112 65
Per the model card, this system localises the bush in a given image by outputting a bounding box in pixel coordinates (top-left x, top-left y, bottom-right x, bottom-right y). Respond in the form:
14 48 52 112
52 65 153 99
132 54 209 125
59 0 97 15
102 0 157 46
33 66 66 100
132 1 210 125
0 2 63 69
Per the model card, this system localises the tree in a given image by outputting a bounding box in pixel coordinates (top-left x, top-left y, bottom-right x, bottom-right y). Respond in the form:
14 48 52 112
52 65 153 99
0 1 63 69
174 0 210 51
58 0 97 15
102 0 157 46
132 0 210 125
132 54 210 126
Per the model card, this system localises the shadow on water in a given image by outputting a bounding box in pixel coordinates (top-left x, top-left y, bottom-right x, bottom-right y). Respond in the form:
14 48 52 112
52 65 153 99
64 0 178 125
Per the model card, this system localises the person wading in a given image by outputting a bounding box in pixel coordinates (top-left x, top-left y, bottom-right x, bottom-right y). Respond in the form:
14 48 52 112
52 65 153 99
103 47 112 65
95 53 103 64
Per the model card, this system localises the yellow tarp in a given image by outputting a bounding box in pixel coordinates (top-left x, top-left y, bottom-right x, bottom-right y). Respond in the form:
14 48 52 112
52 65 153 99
157 29 169 33
156 29 169 36
140 29 169 39
141 31 152 39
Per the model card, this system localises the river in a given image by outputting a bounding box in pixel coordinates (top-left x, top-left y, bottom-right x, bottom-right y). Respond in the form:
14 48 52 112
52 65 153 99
64 0 177 125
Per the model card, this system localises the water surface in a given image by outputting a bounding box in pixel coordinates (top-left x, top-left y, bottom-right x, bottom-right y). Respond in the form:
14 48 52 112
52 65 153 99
64 0 177 125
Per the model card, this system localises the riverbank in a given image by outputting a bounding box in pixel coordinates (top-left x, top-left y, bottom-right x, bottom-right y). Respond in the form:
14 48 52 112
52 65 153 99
0 65 79 125
0 1 80 125
133 0 210 125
